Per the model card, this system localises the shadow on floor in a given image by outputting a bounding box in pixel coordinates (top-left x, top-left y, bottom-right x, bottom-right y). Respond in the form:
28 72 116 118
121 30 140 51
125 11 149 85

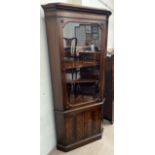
103 119 113 126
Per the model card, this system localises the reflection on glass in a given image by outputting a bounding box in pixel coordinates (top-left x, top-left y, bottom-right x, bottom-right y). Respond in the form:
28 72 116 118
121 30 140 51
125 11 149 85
63 22 102 105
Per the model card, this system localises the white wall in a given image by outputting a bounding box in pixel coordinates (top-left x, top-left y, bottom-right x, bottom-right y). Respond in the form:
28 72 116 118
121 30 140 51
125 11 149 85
68 0 81 5
40 9 56 155
82 0 114 49
40 0 67 4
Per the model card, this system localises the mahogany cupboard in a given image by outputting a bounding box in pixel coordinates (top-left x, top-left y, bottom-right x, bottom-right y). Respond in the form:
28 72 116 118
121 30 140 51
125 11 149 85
42 3 111 152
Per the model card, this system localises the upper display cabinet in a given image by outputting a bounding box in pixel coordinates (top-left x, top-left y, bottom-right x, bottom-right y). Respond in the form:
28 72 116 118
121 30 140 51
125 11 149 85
42 3 111 152
63 22 103 107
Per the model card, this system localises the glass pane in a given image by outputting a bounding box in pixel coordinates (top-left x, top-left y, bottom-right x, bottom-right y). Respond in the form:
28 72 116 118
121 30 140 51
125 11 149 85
63 22 102 105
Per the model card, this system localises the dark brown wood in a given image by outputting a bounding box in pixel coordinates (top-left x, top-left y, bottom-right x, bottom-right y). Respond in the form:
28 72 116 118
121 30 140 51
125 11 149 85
42 3 111 16
42 3 111 152
64 60 99 70
45 17 65 110
104 53 114 124
55 103 103 151
57 132 102 152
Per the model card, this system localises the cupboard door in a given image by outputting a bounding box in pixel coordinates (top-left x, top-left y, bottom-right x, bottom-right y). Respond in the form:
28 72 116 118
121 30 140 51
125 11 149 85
64 105 102 144
62 21 106 108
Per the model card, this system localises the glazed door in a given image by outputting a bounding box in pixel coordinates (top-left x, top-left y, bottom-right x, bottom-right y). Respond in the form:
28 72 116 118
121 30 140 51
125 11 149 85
62 20 107 108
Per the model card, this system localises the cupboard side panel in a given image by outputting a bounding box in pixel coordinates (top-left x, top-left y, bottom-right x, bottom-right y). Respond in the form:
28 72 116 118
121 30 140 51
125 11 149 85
55 112 65 145
100 18 109 98
45 17 64 110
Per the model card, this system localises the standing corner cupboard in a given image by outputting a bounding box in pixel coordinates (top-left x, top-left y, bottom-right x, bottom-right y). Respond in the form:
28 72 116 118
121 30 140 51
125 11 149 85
41 3 111 152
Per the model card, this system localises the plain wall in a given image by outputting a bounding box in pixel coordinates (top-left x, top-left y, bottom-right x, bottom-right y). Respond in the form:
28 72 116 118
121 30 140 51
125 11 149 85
40 8 56 155
82 0 114 49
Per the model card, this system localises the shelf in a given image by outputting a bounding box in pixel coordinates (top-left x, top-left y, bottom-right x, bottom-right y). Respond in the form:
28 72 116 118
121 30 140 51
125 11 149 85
64 60 99 70
66 79 98 84
68 94 98 105
64 51 101 59
79 51 101 54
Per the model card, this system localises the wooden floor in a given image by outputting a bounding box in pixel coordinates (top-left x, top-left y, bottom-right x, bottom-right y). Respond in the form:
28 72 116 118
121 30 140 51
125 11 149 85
48 119 114 155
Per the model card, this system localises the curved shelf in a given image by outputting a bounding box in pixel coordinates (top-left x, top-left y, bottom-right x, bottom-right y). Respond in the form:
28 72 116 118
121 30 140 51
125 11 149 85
64 60 99 70
66 79 98 84
68 94 100 106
